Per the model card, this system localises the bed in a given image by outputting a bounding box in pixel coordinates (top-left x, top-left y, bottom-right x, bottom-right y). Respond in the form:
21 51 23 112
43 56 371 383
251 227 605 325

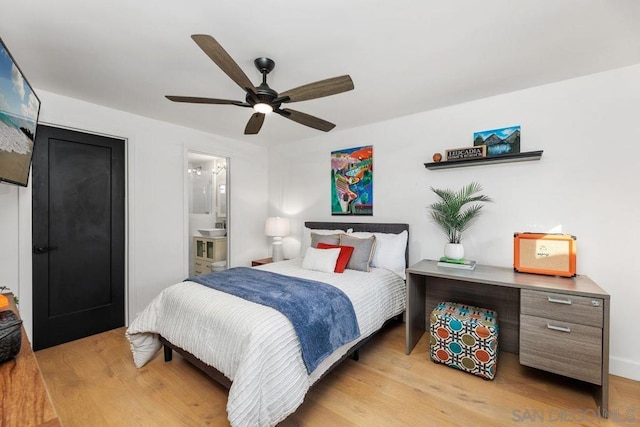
127 221 409 426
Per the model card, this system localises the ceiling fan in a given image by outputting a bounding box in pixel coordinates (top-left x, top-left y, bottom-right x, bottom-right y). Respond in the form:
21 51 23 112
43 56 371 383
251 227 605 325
166 35 354 135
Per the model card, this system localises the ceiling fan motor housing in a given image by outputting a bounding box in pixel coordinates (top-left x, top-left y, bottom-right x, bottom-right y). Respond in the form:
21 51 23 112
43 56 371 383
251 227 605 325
256 83 279 105
246 58 280 107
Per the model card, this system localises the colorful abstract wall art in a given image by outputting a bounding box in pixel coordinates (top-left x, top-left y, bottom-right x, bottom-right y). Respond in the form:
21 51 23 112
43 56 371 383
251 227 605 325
331 145 373 215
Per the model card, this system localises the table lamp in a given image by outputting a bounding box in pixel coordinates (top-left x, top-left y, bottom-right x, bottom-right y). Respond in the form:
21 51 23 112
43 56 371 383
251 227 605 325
265 217 290 262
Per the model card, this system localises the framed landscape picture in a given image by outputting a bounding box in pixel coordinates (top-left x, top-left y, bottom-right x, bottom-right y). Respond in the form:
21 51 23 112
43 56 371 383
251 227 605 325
331 145 373 215
0 38 41 186
473 125 520 157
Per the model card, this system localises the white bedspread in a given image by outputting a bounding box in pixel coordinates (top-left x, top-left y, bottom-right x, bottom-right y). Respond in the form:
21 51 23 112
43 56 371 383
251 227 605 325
126 258 405 426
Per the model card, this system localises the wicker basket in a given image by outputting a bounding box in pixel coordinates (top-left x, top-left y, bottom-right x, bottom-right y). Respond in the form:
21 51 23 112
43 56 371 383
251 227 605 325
0 309 22 363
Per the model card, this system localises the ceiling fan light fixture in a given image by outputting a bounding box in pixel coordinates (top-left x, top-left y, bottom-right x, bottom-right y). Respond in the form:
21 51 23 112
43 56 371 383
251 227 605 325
253 103 273 114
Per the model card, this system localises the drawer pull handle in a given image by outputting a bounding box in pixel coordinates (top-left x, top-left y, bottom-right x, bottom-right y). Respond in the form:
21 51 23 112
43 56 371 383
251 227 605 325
547 323 571 333
547 297 572 305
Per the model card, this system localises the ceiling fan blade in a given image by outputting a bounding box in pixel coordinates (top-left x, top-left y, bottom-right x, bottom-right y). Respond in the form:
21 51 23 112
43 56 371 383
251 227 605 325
165 95 248 106
191 34 257 93
276 108 336 132
279 75 354 103
245 113 265 134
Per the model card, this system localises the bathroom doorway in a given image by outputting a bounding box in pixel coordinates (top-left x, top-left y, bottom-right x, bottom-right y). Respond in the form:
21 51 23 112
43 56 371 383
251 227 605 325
187 151 229 276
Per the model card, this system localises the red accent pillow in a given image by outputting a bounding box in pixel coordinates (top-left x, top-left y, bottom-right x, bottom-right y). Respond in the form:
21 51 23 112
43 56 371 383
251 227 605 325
316 243 355 273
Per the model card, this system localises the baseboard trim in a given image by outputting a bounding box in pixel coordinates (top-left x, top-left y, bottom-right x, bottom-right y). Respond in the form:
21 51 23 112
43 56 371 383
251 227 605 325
609 356 640 381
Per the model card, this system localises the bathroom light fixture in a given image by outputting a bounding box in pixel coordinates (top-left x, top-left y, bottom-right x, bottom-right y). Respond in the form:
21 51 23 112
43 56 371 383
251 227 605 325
264 217 290 262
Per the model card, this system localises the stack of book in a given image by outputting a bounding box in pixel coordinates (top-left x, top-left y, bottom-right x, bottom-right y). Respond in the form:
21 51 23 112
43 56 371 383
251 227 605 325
437 257 476 270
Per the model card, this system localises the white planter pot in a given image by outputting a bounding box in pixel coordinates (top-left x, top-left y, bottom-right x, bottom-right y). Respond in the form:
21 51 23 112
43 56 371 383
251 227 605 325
444 243 464 260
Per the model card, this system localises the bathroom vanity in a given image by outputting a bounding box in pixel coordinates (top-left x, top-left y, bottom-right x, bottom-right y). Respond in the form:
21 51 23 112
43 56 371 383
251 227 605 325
193 236 227 276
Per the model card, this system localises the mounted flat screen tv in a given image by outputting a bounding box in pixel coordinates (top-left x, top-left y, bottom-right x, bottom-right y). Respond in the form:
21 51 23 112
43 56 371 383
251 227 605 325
0 38 41 187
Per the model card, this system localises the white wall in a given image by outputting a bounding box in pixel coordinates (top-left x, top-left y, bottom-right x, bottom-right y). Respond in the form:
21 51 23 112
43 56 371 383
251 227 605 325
0 184 22 295
268 64 640 380
0 90 269 339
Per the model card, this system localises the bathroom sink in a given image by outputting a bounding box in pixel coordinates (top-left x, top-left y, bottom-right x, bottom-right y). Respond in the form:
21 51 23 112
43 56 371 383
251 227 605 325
198 228 226 237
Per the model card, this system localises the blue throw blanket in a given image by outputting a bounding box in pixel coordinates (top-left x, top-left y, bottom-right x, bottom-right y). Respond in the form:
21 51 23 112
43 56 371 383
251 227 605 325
187 267 360 373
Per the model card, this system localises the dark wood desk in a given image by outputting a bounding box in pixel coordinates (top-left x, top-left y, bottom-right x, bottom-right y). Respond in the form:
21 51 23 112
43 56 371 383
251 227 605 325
0 293 60 426
405 260 610 417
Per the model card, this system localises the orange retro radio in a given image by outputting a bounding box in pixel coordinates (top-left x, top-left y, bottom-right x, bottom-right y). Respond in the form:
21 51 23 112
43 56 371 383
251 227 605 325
514 233 576 277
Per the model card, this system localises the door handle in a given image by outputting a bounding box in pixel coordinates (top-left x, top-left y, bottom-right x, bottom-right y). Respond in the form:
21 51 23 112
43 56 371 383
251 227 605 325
33 245 58 254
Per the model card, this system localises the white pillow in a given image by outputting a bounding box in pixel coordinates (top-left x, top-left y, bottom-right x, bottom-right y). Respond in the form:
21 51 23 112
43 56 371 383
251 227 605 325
348 230 408 279
301 247 341 273
300 226 353 255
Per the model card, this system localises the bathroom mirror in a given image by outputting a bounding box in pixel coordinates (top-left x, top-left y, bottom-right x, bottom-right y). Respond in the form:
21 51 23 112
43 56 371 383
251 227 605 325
189 165 212 214
187 156 227 217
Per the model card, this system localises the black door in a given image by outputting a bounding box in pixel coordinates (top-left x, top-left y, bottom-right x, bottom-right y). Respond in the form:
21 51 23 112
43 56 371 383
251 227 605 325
32 125 125 350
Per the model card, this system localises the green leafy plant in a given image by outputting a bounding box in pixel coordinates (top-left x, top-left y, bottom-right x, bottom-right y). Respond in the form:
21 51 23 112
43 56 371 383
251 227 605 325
428 182 493 244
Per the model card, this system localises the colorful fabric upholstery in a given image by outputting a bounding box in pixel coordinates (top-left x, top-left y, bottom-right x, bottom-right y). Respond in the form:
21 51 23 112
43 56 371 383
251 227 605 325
429 301 499 380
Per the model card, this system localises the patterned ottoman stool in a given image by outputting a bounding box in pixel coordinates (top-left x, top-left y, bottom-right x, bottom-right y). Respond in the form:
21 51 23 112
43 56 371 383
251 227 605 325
429 301 499 380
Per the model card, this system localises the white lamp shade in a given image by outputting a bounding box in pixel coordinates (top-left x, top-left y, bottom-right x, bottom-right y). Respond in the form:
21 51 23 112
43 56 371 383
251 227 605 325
265 217 290 237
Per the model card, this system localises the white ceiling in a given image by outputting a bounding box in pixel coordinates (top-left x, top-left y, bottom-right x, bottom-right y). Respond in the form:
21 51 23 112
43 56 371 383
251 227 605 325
2 1 640 146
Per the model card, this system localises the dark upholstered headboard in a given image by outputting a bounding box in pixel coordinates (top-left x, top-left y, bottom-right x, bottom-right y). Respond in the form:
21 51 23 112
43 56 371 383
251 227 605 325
304 221 410 267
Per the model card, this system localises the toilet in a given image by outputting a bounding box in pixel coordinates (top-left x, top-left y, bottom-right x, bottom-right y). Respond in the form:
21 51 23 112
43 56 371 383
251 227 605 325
210 261 227 273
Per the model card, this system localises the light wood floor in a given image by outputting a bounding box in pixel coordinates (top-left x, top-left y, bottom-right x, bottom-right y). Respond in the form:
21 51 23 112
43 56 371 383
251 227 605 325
36 323 639 426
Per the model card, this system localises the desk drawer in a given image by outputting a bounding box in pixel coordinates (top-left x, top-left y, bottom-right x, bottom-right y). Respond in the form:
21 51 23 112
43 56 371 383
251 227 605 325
521 289 603 327
520 314 602 384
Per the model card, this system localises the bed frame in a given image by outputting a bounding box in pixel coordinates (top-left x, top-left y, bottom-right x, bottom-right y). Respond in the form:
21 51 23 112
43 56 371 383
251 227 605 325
160 221 409 390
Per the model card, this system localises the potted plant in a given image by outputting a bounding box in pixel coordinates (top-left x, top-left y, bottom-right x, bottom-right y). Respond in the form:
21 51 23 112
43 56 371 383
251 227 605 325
427 182 492 260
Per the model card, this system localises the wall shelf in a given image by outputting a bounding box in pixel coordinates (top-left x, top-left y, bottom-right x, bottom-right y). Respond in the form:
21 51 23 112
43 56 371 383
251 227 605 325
424 150 543 170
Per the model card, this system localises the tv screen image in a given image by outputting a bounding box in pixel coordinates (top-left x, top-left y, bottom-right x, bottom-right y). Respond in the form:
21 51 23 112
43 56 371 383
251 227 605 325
0 38 41 186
